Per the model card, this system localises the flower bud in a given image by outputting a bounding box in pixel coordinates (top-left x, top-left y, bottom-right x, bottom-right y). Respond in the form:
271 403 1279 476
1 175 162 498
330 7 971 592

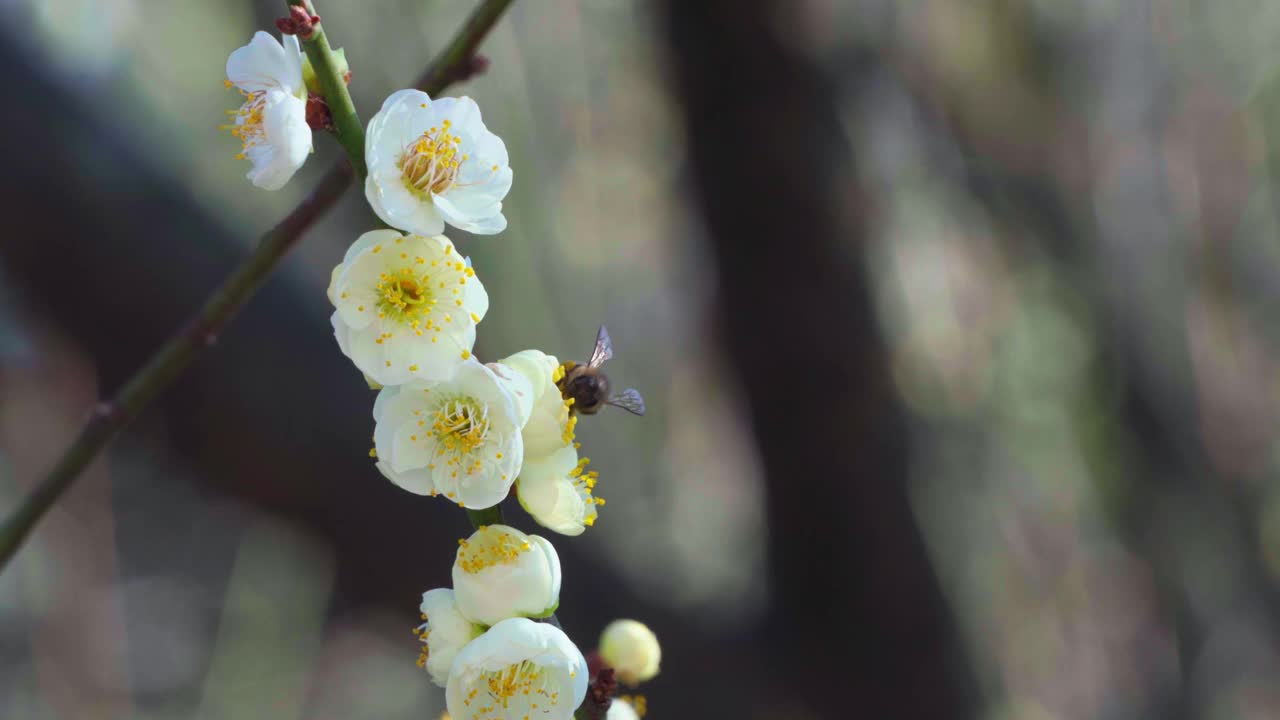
452 524 561 626
599 620 660 685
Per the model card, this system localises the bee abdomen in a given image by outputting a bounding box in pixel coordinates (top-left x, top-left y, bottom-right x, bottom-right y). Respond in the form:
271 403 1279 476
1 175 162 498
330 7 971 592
562 368 608 414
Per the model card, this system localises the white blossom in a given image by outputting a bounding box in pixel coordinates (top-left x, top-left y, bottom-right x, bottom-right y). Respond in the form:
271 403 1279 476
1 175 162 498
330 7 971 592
365 89 512 236
599 620 660 685
328 229 489 386
372 361 525 508
452 524 561 626
496 350 577 459
415 588 484 687
445 618 587 720
223 31 311 190
493 350 604 535
516 444 601 536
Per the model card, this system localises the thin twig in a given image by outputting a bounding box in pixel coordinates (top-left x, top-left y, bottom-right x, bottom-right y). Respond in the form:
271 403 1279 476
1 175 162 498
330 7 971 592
0 0 517 573
416 0 513 93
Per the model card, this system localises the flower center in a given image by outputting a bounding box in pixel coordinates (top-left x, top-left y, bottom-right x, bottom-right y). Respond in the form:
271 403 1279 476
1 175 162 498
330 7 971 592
220 84 268 161
377 265 436 323
432 397 490 456
461 659 560 718
456 526 532 574
399 118 469 196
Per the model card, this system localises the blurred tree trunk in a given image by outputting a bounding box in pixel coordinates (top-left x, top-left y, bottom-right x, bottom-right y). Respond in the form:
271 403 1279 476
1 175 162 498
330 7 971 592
659 3 975 718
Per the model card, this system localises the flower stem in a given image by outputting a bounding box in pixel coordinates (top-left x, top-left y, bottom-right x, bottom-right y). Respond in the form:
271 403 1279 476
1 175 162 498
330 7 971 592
0 0 517 574
288 1 366 179
466 505 505 528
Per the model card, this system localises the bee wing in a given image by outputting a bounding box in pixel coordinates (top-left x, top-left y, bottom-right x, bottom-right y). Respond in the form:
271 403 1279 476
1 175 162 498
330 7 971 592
606 387 646 416
587 324 614 369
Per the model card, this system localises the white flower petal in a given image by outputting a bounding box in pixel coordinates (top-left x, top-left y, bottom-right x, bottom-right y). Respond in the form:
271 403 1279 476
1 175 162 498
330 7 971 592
452 525 561 627
530 534 562 606
472 127 510 170
376 88 430 117
343 228 404 266
446 619 587 720
499 349 577 460
280 34 304 92
489 362 535 428
372 383 400 423
243 91 310 190
418 588 483 687
517 446 593 536
369 175 447 236
226 31 303 94
391 422 434 474
377 459 433 496
608 699 641 720
433 193 507 235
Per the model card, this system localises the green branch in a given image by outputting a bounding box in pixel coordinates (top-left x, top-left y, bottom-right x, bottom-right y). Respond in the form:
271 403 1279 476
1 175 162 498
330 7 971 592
289 0 366 178
0 0 517 574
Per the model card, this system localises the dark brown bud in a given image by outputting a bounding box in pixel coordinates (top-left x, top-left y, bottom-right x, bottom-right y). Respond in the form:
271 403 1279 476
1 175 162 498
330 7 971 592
466 54 491 78
275 6 321 39
578 651 618 720
305 93 333 131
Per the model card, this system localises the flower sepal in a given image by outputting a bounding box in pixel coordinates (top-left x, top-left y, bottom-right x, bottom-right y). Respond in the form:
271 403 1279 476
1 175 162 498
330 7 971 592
527 599 560 620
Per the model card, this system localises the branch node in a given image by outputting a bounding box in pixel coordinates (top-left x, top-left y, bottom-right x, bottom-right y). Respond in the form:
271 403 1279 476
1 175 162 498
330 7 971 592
463 53 491 80
579 651 617 720
276 6 321 39
305 93 334 131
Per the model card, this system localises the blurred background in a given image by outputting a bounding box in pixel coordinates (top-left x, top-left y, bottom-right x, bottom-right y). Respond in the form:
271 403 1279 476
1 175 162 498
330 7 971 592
2 0 1280 718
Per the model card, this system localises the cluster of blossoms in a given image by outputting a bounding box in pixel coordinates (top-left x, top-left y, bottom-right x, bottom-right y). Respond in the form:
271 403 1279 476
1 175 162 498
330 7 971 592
224 14 657 719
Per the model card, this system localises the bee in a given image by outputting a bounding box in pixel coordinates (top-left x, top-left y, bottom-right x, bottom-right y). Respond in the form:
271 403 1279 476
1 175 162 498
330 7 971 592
556 325 646 416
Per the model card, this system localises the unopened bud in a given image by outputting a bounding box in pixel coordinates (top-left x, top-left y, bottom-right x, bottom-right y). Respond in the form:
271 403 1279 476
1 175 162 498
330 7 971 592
305 93 333 131
599 619 660 685
275 6 320 39
580 651 618 720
